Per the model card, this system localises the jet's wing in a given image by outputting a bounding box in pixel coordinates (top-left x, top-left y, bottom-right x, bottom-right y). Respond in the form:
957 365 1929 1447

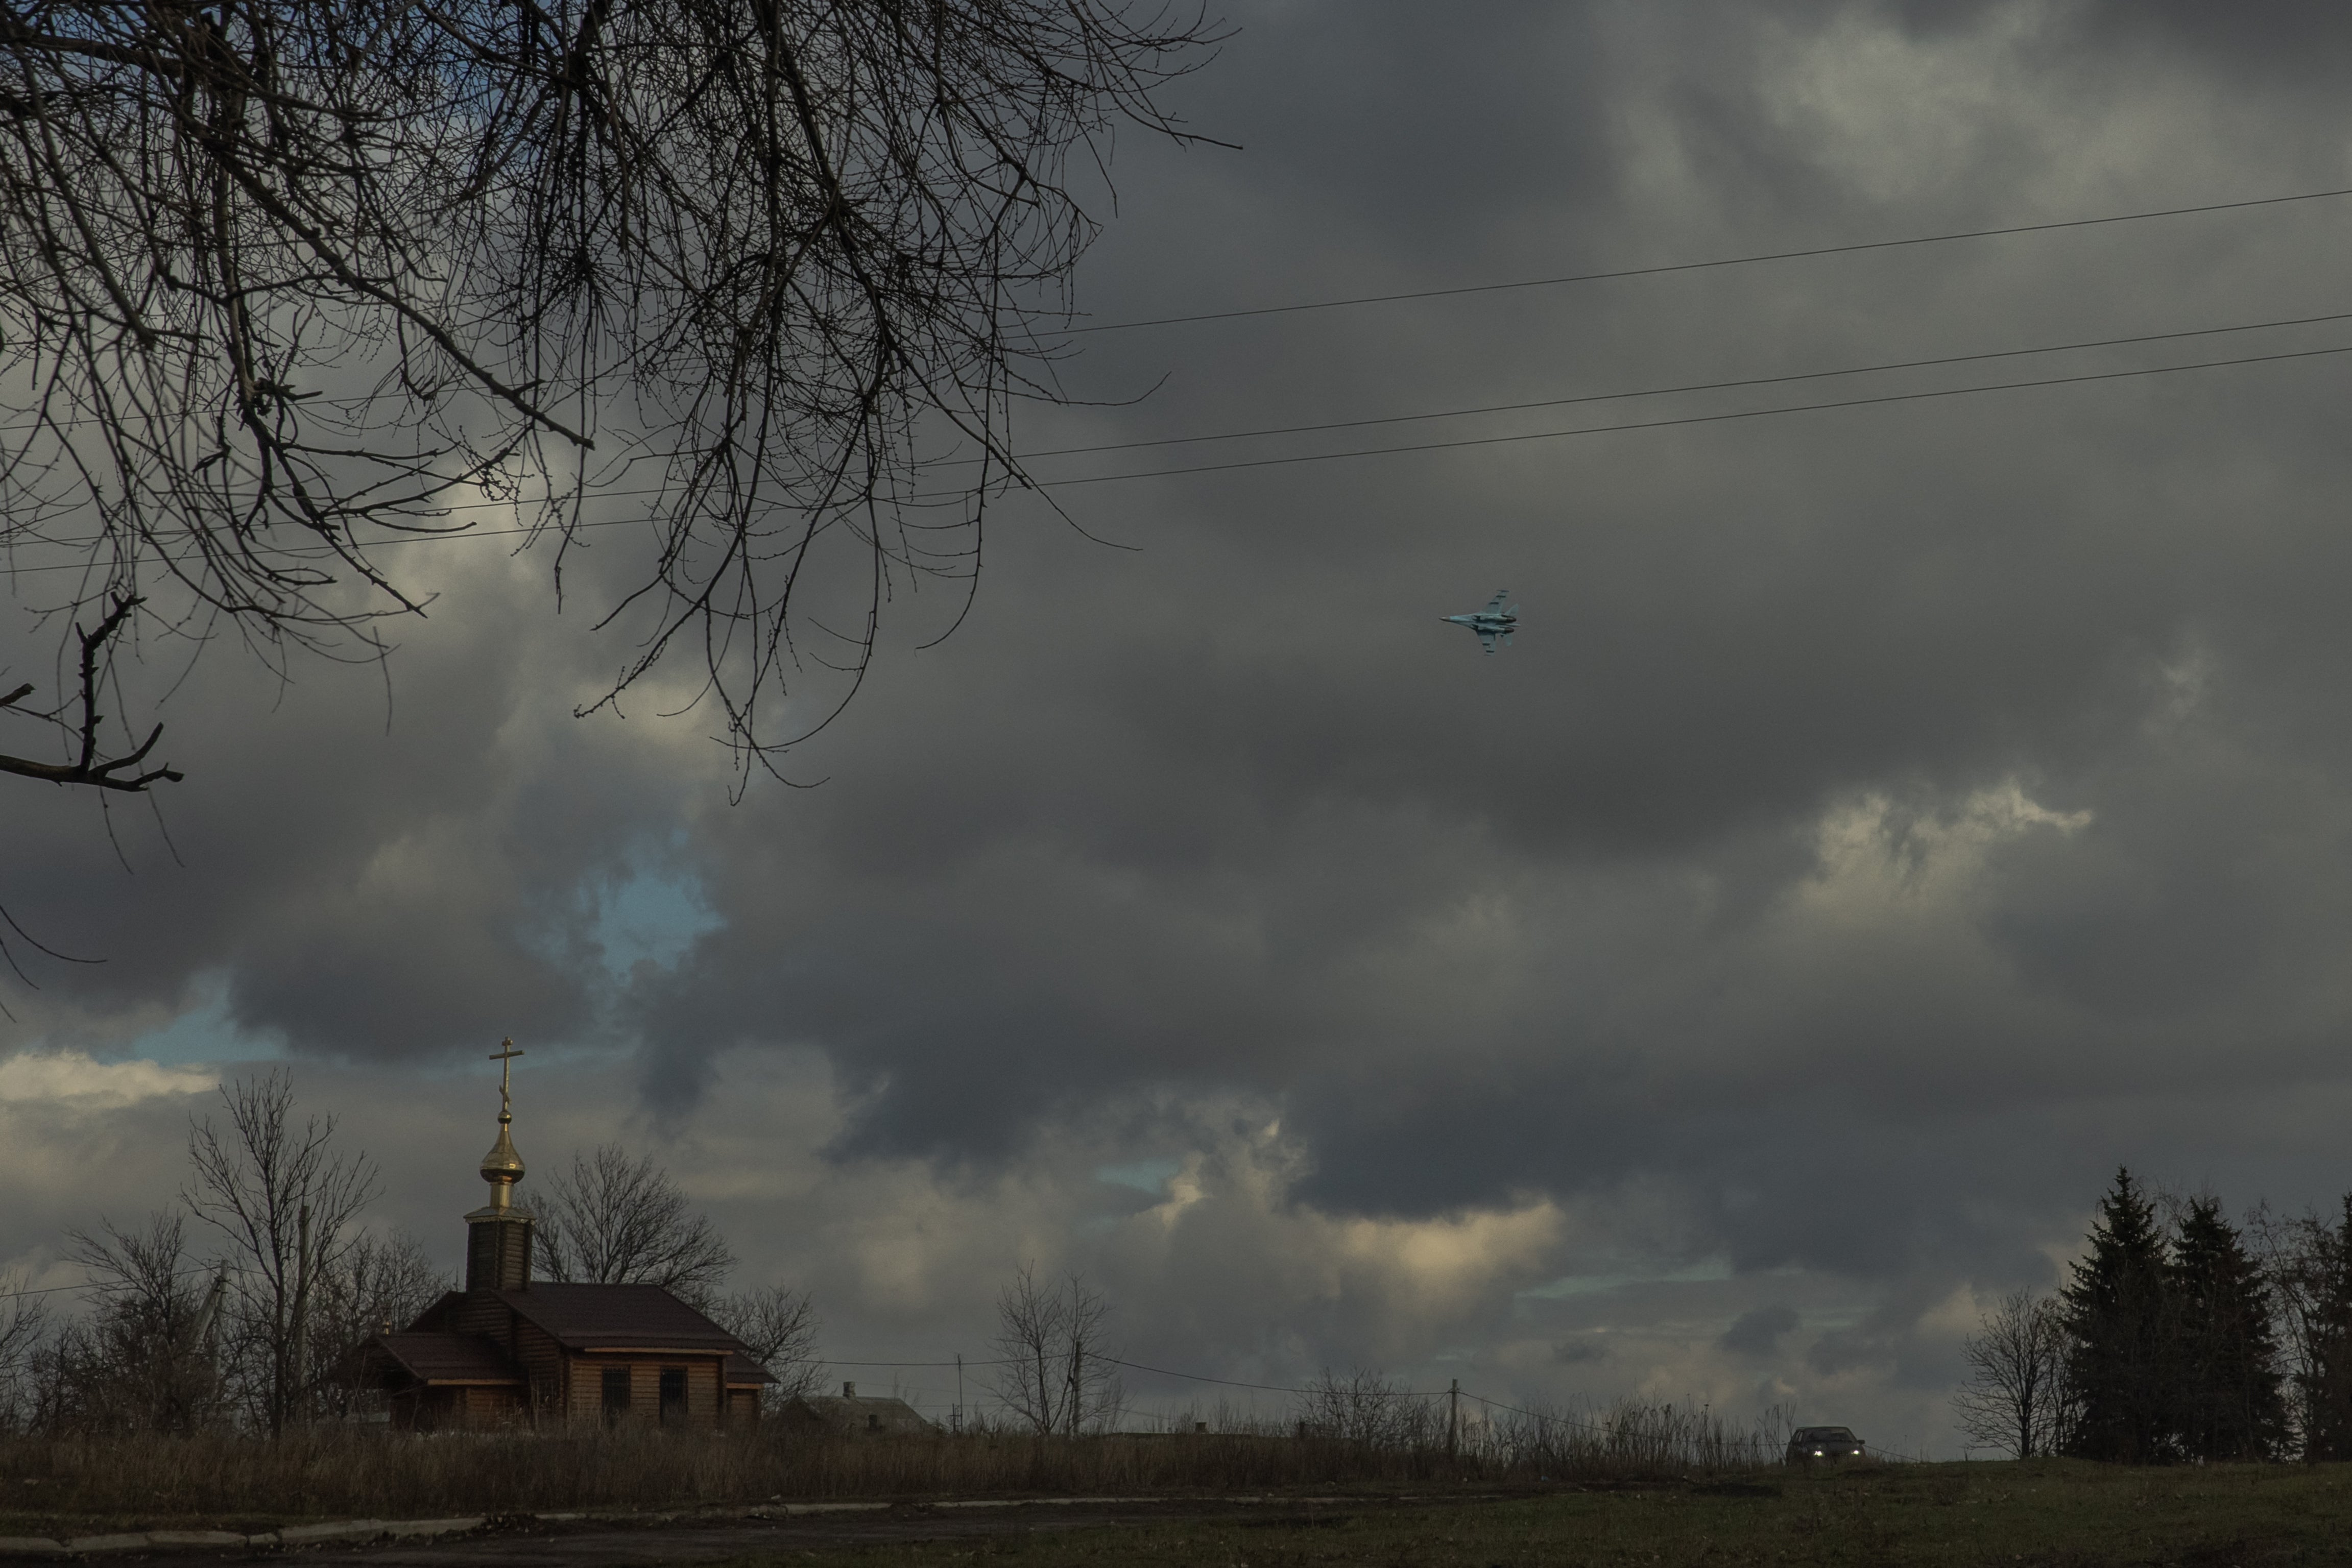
1477 629 1498 655
1484 588 1510 612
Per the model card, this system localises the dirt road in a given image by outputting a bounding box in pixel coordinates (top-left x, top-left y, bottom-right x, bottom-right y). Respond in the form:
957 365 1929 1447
123 1497 1381 1566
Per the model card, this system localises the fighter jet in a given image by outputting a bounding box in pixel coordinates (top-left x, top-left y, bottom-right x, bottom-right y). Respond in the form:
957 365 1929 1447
1442 589 1519 655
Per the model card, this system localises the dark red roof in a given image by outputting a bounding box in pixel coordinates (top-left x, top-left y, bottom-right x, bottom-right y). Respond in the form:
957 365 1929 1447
372 1332 525 1386
495 1283 751 1355
725 1354 777 1387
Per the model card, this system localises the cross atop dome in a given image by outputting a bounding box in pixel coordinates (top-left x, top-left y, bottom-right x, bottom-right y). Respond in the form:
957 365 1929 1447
479 1037 526 1208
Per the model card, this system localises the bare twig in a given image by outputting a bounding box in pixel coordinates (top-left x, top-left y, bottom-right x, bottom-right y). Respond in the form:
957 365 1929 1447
0 596 183 792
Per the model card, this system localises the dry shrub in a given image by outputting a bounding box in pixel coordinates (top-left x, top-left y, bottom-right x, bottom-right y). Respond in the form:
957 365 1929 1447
0 1399 1781 1524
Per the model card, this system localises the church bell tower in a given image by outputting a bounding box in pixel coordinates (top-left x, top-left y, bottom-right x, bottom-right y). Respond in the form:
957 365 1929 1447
465 1038 534 1291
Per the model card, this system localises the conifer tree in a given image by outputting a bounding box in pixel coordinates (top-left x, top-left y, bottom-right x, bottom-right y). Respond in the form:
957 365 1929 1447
2061 1168 2177 1463
2170 1196 2286 1460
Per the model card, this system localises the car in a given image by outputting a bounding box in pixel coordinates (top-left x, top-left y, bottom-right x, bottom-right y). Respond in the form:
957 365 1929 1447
1786 1426 1866 1465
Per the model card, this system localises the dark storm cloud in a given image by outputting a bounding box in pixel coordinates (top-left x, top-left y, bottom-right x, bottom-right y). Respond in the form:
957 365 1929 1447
1722 1304 1800 1357
0 554 682 1058
1894 0 2352 77
19 4 2352 1443
589 0 2352 1273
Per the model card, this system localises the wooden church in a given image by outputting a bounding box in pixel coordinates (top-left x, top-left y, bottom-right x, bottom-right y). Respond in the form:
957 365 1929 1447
360 1045 773 1429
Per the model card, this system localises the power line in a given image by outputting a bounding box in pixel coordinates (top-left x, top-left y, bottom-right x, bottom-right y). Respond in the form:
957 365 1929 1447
978 307 2352 465
813 1357 1017 1369
19 303 2338 558
1069 184 2352 334
990 338 2352 491
0 1277 116 1301
1104 1356 1451 1399
8 313 2344 577
0 1264 222 1302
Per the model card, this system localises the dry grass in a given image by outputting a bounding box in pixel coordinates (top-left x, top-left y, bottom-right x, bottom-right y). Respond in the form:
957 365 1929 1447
0 1400 1776 1532
717 1461 2352 1568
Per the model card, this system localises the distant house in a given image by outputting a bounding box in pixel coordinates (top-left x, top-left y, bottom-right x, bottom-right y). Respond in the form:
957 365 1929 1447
780 1381 940 1436
357 1046 774 1430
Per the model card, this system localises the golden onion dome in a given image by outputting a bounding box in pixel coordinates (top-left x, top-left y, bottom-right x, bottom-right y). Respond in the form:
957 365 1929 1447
481 1119 525 1185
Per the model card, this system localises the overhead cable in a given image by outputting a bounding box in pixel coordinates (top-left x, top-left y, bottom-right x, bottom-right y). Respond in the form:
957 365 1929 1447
979 307 2352 464
1102 1356 1443 1398
994 339 2352 490
1069 185 2352 334
8 319 2347 578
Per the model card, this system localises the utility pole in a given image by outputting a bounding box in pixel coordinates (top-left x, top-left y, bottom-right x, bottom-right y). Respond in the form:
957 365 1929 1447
1448 1379 1459 1461
190 1267 228 1412
191 1269 227 1358
1066 1342 1082 1437
954 1354 964 1435
291 1202 311 1431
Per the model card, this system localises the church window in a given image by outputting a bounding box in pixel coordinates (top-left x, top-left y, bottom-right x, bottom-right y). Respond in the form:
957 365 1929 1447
659 1367 688 1425
603 1368 630 1426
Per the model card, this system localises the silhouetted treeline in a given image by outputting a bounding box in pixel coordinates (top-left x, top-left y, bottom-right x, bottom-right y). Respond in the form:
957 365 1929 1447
1960 1167 2352 1462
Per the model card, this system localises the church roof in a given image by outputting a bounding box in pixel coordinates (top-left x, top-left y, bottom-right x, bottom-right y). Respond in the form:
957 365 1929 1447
494 1282 754 1356
371 1332 526 1386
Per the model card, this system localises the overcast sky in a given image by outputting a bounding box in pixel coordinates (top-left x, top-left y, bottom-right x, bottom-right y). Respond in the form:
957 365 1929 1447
11 0 2352 1454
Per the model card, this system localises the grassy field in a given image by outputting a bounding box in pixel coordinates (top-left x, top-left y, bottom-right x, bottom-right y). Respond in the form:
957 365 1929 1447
0 1410 1764 1534
7 1431 2352 1564
717 1463 2352 1568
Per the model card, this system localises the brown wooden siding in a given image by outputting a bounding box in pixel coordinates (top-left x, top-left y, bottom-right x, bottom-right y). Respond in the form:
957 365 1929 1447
403 1383 526 1431
514 1320 566 1415
453 1290 511 1348
540 1354 727 1428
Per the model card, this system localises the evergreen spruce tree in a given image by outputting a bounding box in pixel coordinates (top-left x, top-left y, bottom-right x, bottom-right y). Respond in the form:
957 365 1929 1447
2170 1196 2286 1460
2061 1168 2177 1463
2296 1197 2352 1460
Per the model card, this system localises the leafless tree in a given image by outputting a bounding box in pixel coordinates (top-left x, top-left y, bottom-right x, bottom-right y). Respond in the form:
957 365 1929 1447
1295 1366 1434 1449
537 1144 736 1307
45 1212 226 1433
183 1070 378 1436
2251 1198 2352 1456
987 1262 1120 1435
0 1268 50 1432
0 0 1225 784
305 1228 451 1419
1952 1288 2074 1459
709 1282 822 1399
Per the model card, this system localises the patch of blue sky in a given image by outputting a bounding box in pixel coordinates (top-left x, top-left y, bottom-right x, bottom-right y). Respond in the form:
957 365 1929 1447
107 971 282 1067
1094 1156 1183 1195
590 860 724 977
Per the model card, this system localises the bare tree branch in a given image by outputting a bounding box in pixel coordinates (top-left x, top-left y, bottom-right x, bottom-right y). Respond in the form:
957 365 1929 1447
182 1070 379 1436
536 1143 736 1308
708 1282 822 1398
0 595 182 792
987 1262 1119 1435
0 1 1227 784
1952 1288 2074 1459
55 1212 225 1433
